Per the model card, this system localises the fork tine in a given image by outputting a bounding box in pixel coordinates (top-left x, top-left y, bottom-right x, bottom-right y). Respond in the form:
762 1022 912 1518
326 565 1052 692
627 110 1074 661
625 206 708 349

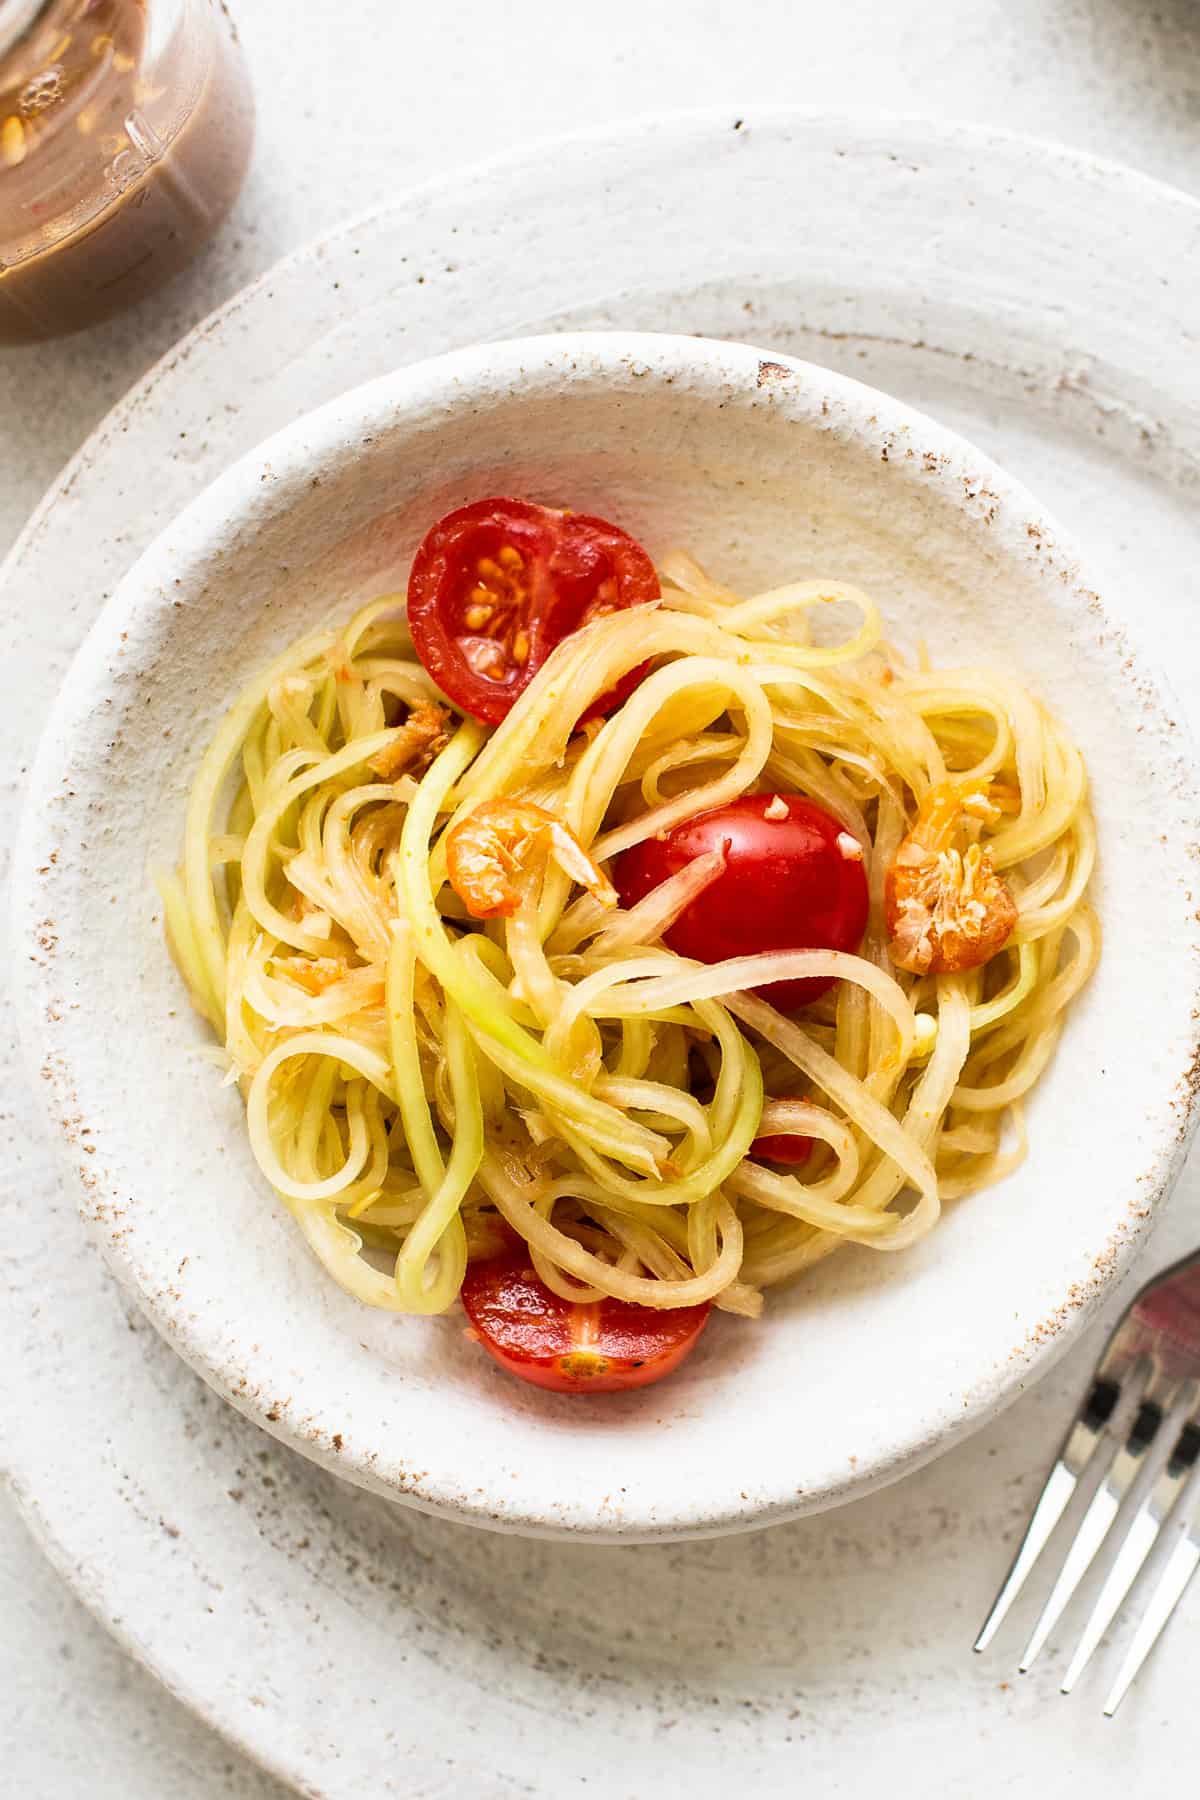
1019 1396 1163 1673
974 1460 1080 1653
1060 1409 1199 1694
1102 1520 1200 1717
1059 1506 1160 1695
974 1375 1122 1653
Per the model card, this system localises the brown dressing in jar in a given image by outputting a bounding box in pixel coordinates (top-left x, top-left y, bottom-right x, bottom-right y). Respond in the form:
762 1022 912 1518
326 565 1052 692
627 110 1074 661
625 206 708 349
0 0 253 342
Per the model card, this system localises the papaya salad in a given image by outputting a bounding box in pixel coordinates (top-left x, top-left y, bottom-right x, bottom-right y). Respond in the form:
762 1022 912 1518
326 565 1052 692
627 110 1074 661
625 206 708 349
162 497 1099 1394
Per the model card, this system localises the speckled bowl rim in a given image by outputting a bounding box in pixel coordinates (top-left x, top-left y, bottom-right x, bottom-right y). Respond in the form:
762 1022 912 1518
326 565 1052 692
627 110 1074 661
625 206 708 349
13 328 1200 1540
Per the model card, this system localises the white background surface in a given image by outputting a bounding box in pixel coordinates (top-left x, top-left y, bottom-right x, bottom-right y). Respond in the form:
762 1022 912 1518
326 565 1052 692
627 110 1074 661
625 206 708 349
3 2 1200 1794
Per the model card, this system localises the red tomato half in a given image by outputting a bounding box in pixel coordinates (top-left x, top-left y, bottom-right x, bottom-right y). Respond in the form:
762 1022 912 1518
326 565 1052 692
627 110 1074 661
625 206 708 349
406 497 659 725
750 1105 814 1165
613 794 869 1009
460 1252 711 1394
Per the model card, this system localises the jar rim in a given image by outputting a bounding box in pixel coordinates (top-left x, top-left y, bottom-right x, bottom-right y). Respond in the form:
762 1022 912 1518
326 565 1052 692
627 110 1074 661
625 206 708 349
0 1 51 60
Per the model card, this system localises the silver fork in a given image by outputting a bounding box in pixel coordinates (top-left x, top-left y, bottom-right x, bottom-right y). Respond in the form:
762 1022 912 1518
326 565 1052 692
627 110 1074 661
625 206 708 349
974 1249 1200 1713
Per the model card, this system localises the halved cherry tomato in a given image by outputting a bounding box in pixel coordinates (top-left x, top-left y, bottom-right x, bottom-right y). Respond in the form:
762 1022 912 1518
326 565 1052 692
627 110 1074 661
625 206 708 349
406 497 659 726
750 1101 814 1165
460 1252 711 1394
613 794 869 1009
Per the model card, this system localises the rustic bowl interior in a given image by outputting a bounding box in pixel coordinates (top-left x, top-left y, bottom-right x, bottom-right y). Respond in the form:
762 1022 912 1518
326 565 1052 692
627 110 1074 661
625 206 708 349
15 332 1200 1539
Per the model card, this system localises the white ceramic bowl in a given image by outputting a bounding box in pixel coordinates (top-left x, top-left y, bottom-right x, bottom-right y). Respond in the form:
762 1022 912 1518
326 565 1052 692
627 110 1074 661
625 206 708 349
14 332 1200 1540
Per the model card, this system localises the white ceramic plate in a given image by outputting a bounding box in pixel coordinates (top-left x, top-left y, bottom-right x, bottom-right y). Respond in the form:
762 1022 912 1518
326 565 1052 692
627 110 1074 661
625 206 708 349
13 325 1200 1537
4 111 1200 1793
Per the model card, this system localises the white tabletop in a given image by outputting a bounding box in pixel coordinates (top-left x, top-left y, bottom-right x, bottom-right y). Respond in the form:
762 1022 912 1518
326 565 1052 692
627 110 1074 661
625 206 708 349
3 2 1200 1793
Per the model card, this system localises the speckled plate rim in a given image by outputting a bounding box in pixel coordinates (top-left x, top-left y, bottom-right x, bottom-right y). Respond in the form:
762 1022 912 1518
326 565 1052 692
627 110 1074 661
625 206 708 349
11 316 1200 1542
3 104 1200 1797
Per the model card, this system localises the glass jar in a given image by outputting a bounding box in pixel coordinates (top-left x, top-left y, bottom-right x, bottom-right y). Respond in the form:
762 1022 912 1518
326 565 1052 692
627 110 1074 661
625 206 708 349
0 0 253 342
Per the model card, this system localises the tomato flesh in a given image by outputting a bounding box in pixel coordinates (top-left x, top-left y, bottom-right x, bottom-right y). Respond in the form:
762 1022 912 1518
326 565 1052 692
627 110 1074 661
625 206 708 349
460 1252 711 1394
750 1114 814 1165
406 497 659 725
613 793 869 1008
